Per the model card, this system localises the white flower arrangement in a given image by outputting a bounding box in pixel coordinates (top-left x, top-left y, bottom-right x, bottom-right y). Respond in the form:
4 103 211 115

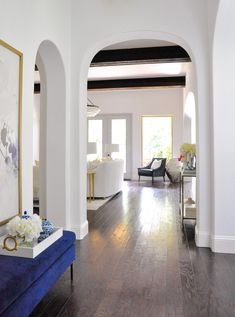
6 214 42 243
180 143 196 169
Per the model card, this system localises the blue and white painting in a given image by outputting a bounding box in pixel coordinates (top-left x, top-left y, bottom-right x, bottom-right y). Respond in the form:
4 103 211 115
0 40 21 223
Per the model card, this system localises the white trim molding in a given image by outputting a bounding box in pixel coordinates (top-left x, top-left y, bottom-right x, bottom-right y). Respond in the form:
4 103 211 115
211 235 235 254
195 226 211 248
70 220 89 240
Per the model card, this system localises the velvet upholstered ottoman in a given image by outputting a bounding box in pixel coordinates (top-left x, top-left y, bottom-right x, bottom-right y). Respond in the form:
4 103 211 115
0 230 76 317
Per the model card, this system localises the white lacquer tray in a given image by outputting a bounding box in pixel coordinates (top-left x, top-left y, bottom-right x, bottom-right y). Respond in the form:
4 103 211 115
0 227 63 259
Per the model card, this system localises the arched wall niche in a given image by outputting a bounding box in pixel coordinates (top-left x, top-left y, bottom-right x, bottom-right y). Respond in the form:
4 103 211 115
184 92 196 144
70 30 211 246
212 0 235 253
35 39 67 227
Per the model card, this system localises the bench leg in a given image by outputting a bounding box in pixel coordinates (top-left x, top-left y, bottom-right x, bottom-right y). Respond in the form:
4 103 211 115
70 263 74 281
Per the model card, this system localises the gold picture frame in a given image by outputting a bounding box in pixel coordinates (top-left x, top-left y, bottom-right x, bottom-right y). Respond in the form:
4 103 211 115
0 39 23 225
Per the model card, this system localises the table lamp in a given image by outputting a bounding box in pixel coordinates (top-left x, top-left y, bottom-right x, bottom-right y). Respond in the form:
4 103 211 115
104 144 119 159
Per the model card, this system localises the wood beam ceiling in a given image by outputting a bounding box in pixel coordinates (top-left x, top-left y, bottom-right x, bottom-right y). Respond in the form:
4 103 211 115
88 76 185 90
35 46 189 92
91 46 190 66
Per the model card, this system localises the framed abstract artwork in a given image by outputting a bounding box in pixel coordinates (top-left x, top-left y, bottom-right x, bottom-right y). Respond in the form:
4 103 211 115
0 39 23 225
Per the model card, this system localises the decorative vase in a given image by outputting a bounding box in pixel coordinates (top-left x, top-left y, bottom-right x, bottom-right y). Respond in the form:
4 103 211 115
186 152 196 169
42 219 54 235
38 219 54 243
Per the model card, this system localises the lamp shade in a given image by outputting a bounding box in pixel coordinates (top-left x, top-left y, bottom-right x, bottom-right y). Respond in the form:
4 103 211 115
87 142 97 154
87 97 101 117
105 144 120 153
87 105 100 117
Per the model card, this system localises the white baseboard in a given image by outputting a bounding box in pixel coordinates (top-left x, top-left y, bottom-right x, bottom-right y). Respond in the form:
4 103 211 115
70 220 89 240
195 226 211 248
211 235 235 254
195 226 235 254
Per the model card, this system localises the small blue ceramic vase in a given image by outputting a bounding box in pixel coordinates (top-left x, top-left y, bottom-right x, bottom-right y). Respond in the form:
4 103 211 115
42 219 54 235
38 233 49 243
38 219 54 243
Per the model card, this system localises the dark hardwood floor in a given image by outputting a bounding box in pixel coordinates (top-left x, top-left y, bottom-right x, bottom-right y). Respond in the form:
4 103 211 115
30 181 235 317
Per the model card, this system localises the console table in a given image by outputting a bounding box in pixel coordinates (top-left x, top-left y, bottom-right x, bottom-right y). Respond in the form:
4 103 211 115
179 168 196 227
87 170 96 202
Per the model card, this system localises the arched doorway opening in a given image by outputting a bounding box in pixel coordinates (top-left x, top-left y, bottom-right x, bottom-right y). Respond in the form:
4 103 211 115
184 91 196 144
32 40 67 227
84 37 198 234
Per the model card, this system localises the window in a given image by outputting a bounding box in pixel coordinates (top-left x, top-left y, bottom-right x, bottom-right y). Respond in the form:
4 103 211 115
142 116 172 165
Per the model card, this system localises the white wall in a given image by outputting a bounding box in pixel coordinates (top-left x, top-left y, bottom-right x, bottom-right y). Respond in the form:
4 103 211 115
36 41 68 226
0 0 71 229
88 88 183 179
183 63 197 143
212 0 235 253
33 94 40 163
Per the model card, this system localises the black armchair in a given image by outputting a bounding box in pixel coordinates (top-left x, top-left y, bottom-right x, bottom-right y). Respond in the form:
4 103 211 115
138 158 166 183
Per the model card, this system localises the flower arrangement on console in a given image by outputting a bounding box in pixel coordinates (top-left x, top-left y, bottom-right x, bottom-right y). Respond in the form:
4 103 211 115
180 143 196 169
6 212 42 245
180 143 196 156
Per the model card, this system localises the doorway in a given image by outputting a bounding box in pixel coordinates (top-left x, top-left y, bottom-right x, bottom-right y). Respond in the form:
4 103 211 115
83 37 199 242
33 40 67 227
88 114 132 179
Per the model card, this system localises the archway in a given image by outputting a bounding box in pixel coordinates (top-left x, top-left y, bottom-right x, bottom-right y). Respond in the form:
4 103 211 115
184 91 196 144
76 33 203 241
33 40 67 227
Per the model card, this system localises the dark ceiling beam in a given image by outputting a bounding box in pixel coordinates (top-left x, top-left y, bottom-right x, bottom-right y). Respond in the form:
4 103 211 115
88 76 185 90
34 83 40 94
91 46 190 66
35 76 185 94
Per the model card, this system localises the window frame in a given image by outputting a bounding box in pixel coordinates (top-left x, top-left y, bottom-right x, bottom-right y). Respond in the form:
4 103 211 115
141 115 173 165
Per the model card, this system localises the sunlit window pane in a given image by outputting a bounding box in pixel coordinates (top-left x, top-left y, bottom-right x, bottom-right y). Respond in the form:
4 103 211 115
112 119 126 172
142 116 172 165
88 119 102 160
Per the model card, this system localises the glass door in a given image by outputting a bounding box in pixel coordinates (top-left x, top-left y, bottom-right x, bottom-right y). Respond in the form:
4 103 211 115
88 114 132 179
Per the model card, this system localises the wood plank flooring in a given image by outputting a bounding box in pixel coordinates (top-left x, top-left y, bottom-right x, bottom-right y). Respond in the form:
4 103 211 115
30 181 235 317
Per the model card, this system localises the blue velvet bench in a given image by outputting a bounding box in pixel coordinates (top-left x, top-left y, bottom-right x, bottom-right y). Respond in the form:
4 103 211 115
0 230 76 317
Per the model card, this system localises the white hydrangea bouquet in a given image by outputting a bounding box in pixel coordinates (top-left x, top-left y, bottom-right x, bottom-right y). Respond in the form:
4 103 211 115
6 212 42 246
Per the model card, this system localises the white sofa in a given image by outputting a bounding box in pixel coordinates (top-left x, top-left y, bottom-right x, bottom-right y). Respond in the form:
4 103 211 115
88 159 124 198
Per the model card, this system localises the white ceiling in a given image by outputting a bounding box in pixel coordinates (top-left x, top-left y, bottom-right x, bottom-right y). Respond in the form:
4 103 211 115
90 40 186 80
88 62 187 81
35 62 188 83
34 70 40 83
104 39 175 50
